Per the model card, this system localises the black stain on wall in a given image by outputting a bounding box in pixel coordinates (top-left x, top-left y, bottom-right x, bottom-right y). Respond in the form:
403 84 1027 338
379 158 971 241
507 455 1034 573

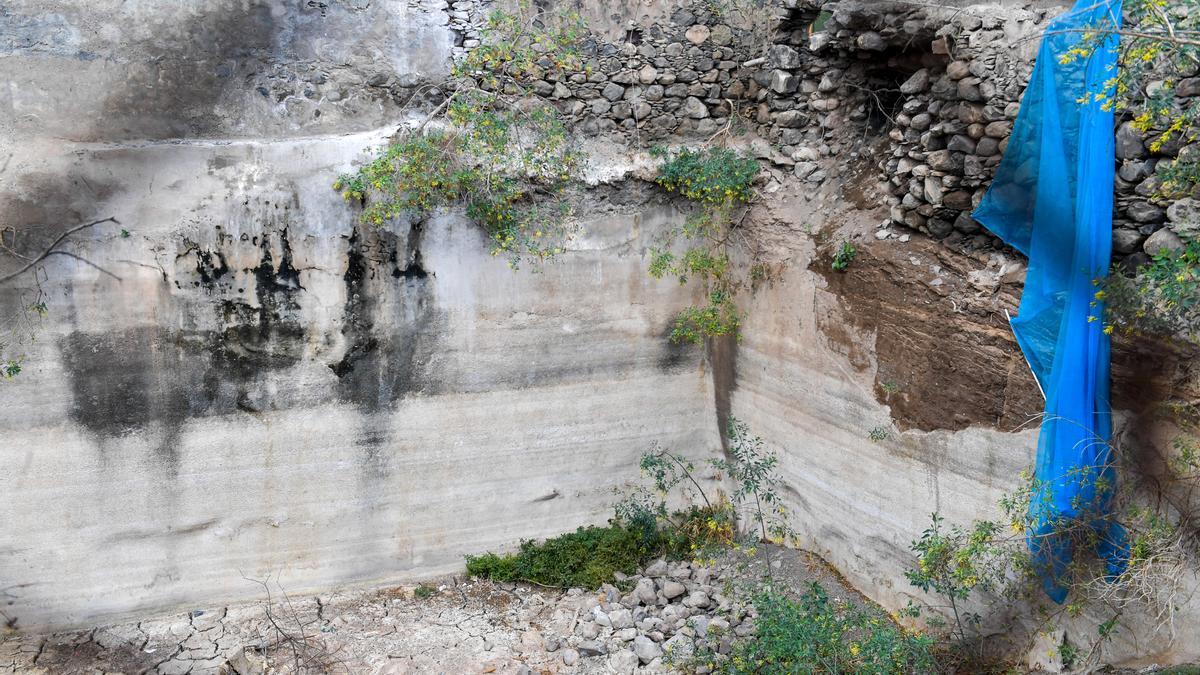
656 322 695 372
330 222 440 414
58 228 310 475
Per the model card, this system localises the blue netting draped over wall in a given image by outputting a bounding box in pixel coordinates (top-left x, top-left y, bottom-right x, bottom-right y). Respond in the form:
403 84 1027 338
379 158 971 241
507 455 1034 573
973 0 1128 603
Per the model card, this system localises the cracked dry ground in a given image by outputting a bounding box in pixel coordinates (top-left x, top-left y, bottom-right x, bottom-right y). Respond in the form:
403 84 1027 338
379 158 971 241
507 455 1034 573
0 547 861 675
2 577 576 675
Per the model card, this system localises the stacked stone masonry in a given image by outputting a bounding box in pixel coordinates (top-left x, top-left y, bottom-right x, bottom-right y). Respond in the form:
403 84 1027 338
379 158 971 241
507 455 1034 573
430 0 1199 264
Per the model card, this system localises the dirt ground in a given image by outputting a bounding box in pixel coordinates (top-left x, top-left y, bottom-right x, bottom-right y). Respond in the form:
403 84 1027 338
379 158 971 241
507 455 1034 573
0 546 864 675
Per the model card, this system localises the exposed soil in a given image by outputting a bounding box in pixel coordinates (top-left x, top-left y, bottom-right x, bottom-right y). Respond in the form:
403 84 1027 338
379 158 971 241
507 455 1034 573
815 235 1044 432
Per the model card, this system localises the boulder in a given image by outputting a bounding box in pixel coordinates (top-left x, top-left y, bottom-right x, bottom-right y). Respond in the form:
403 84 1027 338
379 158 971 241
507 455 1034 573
768 44 802 69
900 69 930 94
857 31 886 51
1113 227 1146 254
577 640 608 657
769 70 798 94
1144 228 1185 256
1116 122 1147 160
601 83 625 102
608 649 639 672
661 580 687 599
685 25 710 45
683 97 709 119
633 635 663 664
1167 198 1200 240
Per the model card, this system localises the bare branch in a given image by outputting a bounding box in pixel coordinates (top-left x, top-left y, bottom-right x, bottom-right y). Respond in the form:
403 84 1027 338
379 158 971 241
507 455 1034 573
0 217 119 286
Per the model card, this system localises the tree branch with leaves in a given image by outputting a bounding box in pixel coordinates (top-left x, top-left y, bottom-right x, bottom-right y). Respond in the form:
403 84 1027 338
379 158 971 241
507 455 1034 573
334 2 588 269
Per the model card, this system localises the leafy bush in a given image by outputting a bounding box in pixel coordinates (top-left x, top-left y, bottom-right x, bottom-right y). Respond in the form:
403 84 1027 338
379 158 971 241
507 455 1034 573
615 446 738 560
465 524 667 589
693 583 935 674
712 418 794 544
1102 240 1200 343
649 146 761 344
334 4 584 268
832 241 857 272
906 514 1025 643
905 440 1200 670
1063 1 1199 196
617 418 793 548
654 147 759 206
670 290 741 345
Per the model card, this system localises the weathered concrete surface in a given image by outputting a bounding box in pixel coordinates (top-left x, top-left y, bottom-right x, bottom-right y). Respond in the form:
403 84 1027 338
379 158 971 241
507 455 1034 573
0 0 453 142
727 181 1200 668
0 128 719 631
0 0 723 632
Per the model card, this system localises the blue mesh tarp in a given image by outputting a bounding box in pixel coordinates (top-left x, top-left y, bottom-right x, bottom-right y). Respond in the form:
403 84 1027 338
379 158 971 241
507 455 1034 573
972 0 1128 603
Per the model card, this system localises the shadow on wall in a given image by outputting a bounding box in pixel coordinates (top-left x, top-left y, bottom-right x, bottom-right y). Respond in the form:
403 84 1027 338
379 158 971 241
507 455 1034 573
1 0 451 142
94 2 279 140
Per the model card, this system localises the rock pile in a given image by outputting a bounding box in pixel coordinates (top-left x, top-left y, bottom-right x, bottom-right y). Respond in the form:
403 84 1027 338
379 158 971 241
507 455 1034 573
548 558 755 673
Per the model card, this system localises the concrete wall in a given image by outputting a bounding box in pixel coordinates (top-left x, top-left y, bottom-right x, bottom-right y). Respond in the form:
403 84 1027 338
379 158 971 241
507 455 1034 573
0 0 723 630
3 1 1199 668
0 126 720 630
0 0 454 142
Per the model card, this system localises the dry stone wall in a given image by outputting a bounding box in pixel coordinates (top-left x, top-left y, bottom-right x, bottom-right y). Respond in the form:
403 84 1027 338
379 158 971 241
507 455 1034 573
432 0 1198 263
755 1 1197 262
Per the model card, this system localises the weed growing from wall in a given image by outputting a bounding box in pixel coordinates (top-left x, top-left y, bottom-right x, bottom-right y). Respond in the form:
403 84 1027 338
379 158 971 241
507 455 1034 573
649 146 762 344
1102 239 1200 343
831 241 857 272
335 2 586 268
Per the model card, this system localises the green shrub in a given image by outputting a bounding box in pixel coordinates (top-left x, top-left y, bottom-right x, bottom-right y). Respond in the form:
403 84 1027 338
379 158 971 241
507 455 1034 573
1103 239 1200 343
693 583 935 674
465 524 666 589
654 147 759 207
670 289 741 345
334 3 585 269
649 146 761 345
832 241 857 272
